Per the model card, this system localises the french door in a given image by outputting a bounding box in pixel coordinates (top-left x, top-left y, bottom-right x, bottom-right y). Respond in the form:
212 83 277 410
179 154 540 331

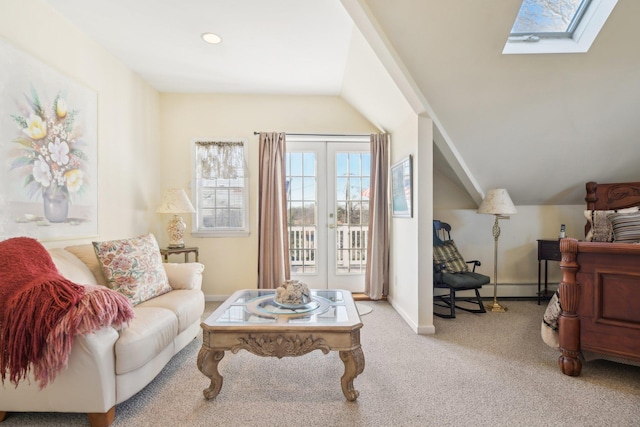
286 140 370 292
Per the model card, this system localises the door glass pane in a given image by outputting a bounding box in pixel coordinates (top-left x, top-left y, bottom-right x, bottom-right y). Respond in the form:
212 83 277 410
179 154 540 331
335 152 370 275
287 151 317 275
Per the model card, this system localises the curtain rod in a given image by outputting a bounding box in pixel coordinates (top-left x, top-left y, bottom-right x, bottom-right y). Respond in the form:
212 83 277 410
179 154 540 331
253 131 371 137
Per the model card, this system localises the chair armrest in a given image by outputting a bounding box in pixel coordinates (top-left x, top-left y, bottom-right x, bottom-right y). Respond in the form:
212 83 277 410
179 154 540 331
466 260 481 272
433 261 446 283
163 262 205 290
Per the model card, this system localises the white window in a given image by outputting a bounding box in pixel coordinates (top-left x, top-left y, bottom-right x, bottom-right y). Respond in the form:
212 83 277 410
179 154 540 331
503 0 618 54
191 139 249 237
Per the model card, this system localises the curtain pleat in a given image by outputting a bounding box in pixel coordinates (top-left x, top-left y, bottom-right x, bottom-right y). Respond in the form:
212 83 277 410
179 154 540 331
257 132 290 289
365 133 390 300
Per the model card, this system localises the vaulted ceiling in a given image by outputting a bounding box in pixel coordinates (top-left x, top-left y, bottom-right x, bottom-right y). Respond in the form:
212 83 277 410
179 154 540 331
44 0 640 206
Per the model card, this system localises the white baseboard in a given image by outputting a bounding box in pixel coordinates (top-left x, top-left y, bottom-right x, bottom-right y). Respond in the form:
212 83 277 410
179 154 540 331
470 283 558 299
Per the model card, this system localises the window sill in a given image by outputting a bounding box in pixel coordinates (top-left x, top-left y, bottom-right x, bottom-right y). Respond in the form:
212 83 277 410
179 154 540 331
192 230 250 238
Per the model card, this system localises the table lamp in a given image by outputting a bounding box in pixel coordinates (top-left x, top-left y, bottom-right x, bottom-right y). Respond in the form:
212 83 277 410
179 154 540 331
156 188 196 248
477 188 517 312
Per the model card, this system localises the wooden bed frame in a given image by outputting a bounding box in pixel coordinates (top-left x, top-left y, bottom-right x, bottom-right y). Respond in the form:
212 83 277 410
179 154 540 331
558 181 640 376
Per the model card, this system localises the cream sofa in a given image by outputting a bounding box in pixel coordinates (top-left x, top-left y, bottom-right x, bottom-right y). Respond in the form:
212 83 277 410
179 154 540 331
0 243 205 427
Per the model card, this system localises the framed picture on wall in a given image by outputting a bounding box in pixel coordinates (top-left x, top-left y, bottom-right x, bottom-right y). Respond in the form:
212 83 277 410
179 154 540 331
0 39 98 241
391 155 412 218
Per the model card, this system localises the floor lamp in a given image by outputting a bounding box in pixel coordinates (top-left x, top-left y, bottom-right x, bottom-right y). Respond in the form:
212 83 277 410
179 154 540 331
477 188 517 312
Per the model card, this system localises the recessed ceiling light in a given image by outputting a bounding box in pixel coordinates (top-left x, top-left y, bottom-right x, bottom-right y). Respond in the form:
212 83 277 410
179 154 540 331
201 33 222 44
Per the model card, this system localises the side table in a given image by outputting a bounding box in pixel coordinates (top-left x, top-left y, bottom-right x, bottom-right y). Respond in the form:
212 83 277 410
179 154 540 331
160 246 199 263
537 239 561 305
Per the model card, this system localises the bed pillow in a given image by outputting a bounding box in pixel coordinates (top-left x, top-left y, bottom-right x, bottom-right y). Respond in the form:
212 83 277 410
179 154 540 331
607 211 640 243
433 240 469 273
584 207 639 242
93 233 172 305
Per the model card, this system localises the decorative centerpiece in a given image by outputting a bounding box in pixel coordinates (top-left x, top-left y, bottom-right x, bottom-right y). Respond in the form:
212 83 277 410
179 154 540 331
274 280 312 307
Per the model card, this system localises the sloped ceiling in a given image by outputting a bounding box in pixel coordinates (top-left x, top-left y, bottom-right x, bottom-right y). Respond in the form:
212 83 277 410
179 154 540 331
360 0 640 205
42 0 640 206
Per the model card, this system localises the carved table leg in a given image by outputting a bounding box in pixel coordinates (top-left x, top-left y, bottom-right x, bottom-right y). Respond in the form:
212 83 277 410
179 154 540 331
339 346 365 401
197 347 225 399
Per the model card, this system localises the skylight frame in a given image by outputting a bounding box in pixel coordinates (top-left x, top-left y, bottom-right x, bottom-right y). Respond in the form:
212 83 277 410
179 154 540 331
503 0 618 55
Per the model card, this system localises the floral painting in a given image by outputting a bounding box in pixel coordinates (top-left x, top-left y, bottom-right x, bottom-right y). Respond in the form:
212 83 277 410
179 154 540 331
0 39 97 241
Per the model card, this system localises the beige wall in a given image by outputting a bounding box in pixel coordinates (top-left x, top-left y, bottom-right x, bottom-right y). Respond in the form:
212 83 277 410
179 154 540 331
340 18 435 333
387 114 434 334
1 0 162 247
434 168 586 298
158 93 377 298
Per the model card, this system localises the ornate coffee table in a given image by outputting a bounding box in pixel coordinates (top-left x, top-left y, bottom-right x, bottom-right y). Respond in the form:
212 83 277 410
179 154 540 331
198 289 364 401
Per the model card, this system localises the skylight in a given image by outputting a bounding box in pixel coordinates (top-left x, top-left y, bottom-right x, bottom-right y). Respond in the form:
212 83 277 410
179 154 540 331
503 0 618 54
510 0 590 39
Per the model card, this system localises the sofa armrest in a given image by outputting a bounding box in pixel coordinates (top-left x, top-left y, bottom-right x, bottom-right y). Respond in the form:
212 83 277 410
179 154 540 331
163 262 205 290
0 326 119 413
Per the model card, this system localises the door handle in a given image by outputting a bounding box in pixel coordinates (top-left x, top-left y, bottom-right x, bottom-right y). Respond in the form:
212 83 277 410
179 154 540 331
328 224 335 229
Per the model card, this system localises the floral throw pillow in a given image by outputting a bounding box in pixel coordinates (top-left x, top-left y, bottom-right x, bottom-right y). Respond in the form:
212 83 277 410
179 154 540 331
92 233 171 306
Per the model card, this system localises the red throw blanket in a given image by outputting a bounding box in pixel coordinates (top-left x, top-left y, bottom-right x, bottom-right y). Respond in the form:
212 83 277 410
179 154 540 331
0 237 134 389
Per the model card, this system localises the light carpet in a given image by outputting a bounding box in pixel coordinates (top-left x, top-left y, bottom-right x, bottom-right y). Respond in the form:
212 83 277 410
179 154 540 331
356 302 373 315
2 300 640 426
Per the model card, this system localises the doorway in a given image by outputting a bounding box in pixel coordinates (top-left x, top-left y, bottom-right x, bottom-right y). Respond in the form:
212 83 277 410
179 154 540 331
286 139 370 292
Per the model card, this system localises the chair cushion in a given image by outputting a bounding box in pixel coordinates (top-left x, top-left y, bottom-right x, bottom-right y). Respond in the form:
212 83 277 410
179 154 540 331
437 272 490 289
433 240 469 273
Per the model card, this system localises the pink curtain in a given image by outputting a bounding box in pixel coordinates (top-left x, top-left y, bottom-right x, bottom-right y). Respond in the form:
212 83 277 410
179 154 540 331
365 133 390 299
258 132 290 289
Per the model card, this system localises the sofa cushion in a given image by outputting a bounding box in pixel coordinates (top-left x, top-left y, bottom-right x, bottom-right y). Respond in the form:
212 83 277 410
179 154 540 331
139 289 205 335
93 234 172 306
64 243 109 287
49 248 99 287
163 262 205 290
115 307 178 375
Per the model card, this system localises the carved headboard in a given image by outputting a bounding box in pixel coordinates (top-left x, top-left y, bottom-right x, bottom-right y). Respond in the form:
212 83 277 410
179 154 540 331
586 181 640 210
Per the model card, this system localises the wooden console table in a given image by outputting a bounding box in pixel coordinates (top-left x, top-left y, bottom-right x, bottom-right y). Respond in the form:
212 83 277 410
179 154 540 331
537 239 561 304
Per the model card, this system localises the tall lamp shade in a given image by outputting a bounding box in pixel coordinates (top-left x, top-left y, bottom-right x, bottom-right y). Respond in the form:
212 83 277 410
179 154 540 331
156 188 196 248
477 188 517 312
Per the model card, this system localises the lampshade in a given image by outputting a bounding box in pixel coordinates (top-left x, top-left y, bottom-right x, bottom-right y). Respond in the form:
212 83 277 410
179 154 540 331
477 188 517 216
156 189 195 214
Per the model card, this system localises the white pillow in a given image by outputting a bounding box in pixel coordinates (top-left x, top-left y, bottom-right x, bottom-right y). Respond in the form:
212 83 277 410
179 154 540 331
584 206 639 241
163 262 205 290
608 211 640 243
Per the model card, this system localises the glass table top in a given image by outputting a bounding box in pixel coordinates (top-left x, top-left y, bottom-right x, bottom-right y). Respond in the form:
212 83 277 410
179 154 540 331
206 289 360 327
